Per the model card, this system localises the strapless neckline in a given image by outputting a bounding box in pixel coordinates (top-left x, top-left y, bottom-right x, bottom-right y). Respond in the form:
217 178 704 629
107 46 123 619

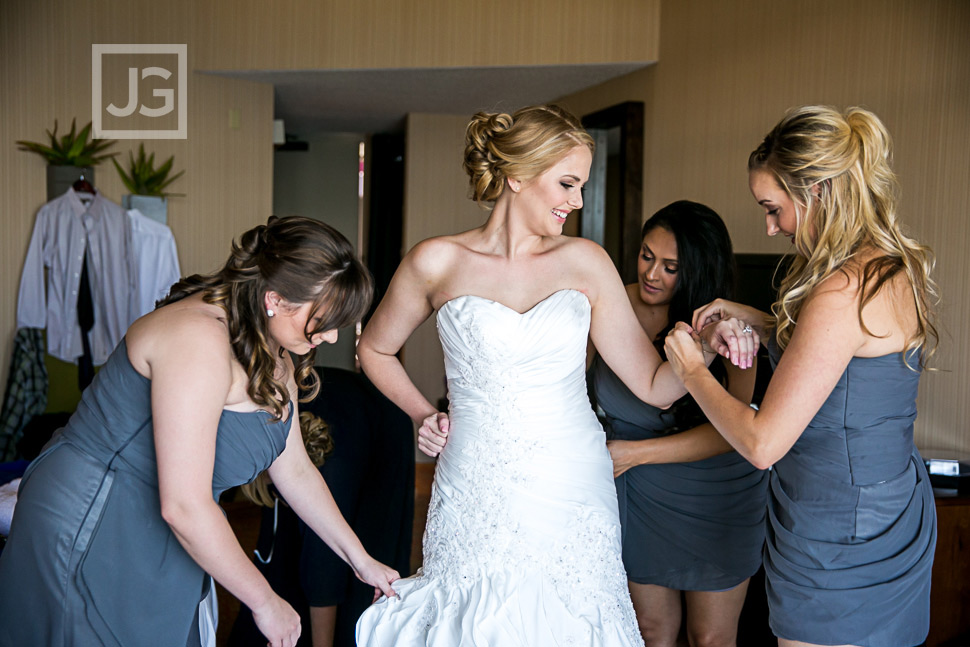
117 337 292 424
437 288 588 317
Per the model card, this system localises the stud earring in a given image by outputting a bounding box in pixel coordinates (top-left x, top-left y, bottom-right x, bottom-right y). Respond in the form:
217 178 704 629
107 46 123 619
266 309 275 318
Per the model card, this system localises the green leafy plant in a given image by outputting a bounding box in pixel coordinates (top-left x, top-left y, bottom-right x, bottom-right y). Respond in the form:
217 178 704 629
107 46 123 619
16 119 117 166
112 144 185 197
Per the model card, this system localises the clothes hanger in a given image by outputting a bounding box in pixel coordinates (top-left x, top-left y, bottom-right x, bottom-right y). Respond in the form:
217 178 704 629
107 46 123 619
72 173 95 206
72 173 95 194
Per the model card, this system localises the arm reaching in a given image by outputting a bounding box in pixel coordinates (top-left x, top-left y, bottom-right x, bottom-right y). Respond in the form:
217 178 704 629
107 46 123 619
585 244 754 408
667 275 868 469
142 314 301 647
607 356 757 477
268 405 399 601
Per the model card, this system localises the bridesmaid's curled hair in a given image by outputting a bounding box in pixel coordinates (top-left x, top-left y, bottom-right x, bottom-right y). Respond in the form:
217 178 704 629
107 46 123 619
161 216 373 419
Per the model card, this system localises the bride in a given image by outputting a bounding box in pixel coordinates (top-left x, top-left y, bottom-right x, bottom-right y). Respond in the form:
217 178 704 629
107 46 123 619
355 105 754 646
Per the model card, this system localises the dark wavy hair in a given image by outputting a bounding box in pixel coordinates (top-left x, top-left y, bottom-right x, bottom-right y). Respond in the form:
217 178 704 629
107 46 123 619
644 200 737 345
160 216 373 419
644 201 736 433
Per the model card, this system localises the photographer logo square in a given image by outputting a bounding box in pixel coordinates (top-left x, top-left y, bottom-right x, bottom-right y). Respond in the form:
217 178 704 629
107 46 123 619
92 44 187 139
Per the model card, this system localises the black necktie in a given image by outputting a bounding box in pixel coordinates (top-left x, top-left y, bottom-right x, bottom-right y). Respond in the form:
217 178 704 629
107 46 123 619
77 249 95 390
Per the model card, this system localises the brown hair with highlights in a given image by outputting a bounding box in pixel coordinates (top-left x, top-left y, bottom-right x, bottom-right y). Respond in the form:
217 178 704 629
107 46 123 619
160 216 373 418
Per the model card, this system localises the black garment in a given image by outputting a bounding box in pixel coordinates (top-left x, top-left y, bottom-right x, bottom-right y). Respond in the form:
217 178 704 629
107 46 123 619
229 367 414 647
77 251 95 390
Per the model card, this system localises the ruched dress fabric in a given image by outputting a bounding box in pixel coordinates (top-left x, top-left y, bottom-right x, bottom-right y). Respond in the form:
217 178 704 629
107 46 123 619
589 355 768 591
357 289 643 647
0 339 292 647
764 339 936 646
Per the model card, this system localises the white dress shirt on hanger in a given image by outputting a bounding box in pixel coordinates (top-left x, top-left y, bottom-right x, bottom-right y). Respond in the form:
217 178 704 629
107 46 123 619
126 208 181 322
17 188 133 365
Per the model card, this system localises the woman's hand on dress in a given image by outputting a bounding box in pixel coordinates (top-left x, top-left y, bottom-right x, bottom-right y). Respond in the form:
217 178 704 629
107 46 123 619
352 555 401 602
664 322 708 382
417 411 450 457
606 440 642 478
251 593 301 647
701 317 760 369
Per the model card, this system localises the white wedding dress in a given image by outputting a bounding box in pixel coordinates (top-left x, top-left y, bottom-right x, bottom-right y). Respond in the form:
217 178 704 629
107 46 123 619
357 289 644 647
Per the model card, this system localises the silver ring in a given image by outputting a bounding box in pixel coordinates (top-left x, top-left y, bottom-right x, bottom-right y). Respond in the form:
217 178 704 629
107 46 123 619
741 325 753 334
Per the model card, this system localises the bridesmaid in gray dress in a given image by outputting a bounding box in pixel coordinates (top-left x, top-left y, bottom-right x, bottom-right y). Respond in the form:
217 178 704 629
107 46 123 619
0 216 399 647
589 201 767 647
666 106 939 647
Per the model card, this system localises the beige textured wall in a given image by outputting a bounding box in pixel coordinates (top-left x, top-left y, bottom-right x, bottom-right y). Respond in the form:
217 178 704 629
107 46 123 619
1 0 660 405
560 0 970 453
196 0 659 70
0 0 274 402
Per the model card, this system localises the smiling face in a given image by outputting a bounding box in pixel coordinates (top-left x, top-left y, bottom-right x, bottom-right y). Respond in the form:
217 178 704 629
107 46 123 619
748 168 803 241
512 144 591 235
637 226 679 307
265 293 339 356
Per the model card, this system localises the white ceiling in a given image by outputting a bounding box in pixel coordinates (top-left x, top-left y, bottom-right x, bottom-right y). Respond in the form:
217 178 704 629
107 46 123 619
212 63 650 135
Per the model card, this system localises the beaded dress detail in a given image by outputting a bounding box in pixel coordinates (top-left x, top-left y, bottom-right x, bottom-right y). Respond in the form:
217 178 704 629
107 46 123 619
357 289 643 646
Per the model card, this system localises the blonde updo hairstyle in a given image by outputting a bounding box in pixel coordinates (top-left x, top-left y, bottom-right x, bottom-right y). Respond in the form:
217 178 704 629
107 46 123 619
463 105 595 207
749 105 938 364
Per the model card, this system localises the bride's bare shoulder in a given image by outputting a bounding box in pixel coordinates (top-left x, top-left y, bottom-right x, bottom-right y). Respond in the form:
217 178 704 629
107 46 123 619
404 232 479 278
551 236 615 269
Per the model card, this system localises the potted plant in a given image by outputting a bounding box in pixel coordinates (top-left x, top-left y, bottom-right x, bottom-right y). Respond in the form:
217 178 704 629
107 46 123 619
16 119 117 200
112 144 185 224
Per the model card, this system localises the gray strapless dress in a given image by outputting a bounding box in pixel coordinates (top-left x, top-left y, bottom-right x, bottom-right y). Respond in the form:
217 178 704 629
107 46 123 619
765 340 935 646
0 339 291 647
589 355 768 591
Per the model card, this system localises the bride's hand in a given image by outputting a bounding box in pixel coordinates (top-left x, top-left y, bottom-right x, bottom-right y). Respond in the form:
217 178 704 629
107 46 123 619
701 317 760 369
417 412 450 457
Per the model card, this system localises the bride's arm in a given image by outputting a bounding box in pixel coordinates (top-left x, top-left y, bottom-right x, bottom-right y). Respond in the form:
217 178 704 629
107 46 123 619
583 242 699 409
358 240 444 424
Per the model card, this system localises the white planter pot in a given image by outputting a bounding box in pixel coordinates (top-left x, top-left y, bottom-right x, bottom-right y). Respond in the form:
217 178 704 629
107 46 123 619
122 195 168 224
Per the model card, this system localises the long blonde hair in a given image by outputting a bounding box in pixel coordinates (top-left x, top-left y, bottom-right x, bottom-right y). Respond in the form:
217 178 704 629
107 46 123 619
748 106 938 364
240 411 334 507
